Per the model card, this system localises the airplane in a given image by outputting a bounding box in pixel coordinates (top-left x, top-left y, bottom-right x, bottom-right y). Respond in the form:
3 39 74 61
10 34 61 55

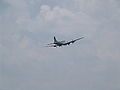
45 36 84 47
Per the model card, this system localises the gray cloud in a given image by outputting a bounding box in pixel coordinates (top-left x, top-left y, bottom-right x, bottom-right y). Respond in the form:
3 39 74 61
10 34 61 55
0 0 120 90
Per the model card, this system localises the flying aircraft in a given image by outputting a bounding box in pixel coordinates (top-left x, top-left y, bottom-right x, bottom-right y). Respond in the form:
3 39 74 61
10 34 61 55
45 36 84 47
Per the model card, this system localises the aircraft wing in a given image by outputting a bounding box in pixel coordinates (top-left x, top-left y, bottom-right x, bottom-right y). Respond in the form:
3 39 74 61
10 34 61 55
47 43 55 45
64 37 84 45
45 44 57 47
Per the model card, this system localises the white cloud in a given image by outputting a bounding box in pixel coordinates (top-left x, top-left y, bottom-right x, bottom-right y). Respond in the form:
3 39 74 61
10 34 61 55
39 5 75 21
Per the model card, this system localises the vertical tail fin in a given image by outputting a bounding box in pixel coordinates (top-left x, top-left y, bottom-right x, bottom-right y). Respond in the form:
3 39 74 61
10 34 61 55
54 36 57 43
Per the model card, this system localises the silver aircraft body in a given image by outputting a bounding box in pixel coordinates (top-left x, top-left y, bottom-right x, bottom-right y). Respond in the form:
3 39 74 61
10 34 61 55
46 36 84 47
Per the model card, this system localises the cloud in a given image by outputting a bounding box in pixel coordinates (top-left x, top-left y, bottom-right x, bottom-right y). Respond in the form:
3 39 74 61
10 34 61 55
4 0 27 9
39 5 75 21
0 0 120 90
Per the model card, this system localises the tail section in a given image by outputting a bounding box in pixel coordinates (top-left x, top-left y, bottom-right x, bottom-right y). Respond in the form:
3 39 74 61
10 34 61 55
54 36 57 43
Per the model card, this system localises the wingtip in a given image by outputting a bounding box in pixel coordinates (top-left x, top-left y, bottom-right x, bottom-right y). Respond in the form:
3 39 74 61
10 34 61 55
79 37 84 39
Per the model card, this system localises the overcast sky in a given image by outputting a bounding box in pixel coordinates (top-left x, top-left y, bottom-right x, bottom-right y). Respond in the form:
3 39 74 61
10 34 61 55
0 0 120 90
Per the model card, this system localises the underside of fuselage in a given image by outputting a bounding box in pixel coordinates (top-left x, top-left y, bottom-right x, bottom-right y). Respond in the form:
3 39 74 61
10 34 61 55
54 42 63 46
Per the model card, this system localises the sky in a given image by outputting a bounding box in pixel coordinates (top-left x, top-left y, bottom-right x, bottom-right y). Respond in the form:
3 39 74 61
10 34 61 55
0 0 120 90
